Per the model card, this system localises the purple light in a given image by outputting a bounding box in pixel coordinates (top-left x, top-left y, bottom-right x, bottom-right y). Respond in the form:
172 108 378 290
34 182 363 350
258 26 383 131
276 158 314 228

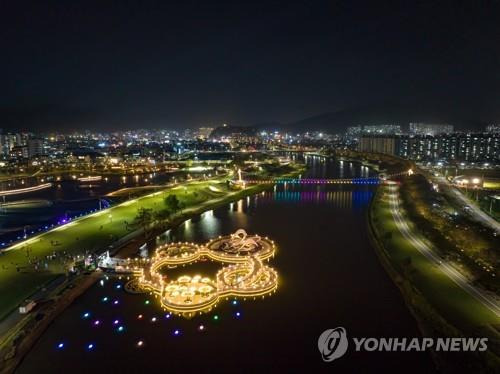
174 329 180 336
94 320 100 326
235 312 241 318
113 319 119 325
113 300 119 305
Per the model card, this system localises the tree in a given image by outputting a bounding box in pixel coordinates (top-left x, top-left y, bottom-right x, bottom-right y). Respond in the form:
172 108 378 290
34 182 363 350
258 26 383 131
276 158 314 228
154 209 172 229
164 194 183 215
131 207 154 238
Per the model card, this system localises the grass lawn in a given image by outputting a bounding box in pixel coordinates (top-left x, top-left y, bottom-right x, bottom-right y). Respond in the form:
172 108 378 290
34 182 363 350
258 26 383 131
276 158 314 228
371 185 499 333
0 177 245 320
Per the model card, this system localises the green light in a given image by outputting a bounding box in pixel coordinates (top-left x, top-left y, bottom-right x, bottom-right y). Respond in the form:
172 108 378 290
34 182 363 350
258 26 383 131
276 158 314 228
213 315 219 321
145 300 150 305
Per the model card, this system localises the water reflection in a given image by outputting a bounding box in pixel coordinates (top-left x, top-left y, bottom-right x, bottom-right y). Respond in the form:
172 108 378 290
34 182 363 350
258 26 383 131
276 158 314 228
162 184 373 246
261 188 373 209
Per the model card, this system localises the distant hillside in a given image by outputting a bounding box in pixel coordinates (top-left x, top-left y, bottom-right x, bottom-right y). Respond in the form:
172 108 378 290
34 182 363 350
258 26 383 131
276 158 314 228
283 103 486 133
210 125 258 138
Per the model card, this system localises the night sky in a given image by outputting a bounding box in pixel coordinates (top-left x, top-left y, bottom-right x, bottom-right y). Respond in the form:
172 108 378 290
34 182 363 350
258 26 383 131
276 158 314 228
1 0 500 132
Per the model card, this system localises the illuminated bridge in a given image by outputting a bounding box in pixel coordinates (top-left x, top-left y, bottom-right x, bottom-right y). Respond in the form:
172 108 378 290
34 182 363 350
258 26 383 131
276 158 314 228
242 177 381 185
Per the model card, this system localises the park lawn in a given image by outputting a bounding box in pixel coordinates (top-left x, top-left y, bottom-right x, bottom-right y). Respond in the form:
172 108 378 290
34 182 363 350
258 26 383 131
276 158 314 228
371 186 499 333
0 178 234 320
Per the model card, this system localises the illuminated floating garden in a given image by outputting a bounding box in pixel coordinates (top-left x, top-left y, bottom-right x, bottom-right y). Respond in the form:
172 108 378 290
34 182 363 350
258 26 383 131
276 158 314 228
125 229 278 316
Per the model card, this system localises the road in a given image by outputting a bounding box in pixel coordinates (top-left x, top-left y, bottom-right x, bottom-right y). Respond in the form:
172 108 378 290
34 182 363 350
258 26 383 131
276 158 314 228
387 183 500 318
432 174 500 234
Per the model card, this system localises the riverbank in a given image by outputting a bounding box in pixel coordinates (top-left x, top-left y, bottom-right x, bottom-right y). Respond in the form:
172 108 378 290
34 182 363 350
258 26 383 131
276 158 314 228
0 272 100 374
368 183 500 373
113 183 275 259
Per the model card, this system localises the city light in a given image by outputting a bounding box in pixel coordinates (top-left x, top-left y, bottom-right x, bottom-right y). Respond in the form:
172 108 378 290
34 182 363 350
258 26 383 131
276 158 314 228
0 183 52 196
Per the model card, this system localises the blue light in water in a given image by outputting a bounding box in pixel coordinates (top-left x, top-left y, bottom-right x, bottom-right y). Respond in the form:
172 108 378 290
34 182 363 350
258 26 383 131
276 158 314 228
232 300 238 306
102 297 108 302
116 284 121 289
57 342 65 349
82 312 90 319
87 343 95 350
235 312 241 318
117 326 124 332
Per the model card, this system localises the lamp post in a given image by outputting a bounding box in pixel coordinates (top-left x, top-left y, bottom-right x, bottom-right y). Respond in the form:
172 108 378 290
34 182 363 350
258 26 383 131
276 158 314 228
472 178 480 201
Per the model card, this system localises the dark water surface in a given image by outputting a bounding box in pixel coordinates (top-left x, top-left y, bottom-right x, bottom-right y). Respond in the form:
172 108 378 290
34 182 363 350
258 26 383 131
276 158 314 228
16 158 436 373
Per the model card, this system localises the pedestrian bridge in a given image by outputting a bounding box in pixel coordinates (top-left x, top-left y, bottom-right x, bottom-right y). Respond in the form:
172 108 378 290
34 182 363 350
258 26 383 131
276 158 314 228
242 177 380 185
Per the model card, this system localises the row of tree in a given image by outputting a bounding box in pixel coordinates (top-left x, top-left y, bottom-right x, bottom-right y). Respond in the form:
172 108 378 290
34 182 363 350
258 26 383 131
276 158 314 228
129 194 184 238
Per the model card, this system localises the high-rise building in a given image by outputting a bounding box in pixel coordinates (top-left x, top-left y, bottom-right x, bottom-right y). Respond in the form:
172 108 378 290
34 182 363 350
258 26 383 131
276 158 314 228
357 136 397 155
27 138 44 158
346 126 362 137
486 124 500 134
358 133 499 162
409 123 454 136
10 145 29 159
363 124 401 134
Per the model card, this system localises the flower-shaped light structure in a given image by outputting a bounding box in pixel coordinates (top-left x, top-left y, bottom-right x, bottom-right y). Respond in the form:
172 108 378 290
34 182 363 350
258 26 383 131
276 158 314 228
126 229 278 317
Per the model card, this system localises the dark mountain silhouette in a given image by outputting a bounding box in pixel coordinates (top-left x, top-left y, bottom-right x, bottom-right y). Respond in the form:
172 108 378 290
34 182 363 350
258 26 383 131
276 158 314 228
281 102 487 133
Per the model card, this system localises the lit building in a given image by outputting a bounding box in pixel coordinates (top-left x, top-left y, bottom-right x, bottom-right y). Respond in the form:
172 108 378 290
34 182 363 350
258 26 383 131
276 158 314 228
409 122 454 135
27 138 44 158
362 124 401 135
10 145 29 159
486 124 500 134
196 127 214 139
358 133 500 162
346 126 362 137
357 136 397 155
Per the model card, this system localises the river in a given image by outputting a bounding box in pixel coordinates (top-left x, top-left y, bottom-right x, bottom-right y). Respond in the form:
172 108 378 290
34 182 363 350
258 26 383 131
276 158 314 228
16 156 436 372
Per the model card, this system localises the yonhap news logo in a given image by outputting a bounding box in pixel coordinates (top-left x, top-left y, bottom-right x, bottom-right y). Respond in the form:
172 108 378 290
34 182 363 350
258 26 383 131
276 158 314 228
317 327 349 362
318 327 488 362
